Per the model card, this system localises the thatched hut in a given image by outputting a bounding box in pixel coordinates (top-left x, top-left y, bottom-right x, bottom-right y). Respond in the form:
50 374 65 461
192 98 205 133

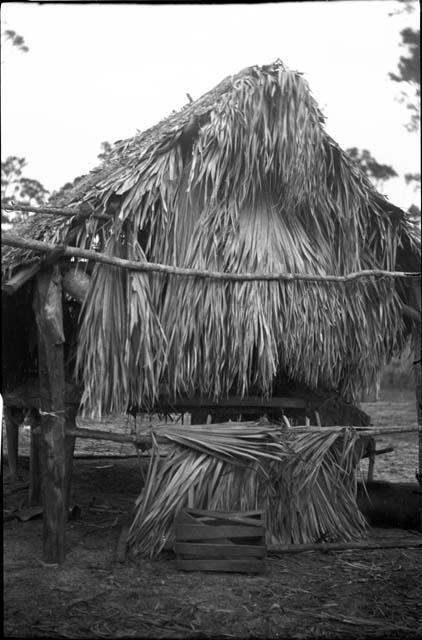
3 60 420 417
2 60 421 561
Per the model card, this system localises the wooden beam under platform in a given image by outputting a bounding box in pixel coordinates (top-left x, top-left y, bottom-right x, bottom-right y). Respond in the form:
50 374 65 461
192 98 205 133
164 396 307 411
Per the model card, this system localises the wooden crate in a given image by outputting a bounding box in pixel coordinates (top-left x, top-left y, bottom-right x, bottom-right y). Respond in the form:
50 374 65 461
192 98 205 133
175 509 266 573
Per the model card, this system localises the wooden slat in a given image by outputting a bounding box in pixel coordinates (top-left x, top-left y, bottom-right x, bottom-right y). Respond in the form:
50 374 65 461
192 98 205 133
176 558 265 573
175 543 267 558
176 524 264 541
185 508 264 527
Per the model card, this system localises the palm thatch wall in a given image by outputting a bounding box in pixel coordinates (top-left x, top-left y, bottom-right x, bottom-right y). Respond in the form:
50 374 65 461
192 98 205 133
128 421 368 555
2 60 420 417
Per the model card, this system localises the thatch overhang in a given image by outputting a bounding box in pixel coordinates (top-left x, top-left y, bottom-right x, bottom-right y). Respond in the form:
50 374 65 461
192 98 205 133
2 60 420 417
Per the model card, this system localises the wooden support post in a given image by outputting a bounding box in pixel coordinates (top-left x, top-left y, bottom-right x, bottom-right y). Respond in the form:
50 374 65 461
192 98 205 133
64 406 78 515
415 319 421 482
28 419 42 506
4 407 19 480
410 278 421 531
33 267 66 564
366 438 376 482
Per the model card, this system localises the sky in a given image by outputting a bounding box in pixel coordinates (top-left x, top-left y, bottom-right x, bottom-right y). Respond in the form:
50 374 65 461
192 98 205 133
1 1 420 210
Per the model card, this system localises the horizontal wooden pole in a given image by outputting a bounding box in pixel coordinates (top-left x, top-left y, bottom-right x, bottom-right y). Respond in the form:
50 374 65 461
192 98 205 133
65 423 266 445
2 232 420 283
270 539 422 553
356 426 421 436
62 424 421 447
291 425 422 435
374 446 395 455
361 446 394 459
2 203 109 220
65 427 147 445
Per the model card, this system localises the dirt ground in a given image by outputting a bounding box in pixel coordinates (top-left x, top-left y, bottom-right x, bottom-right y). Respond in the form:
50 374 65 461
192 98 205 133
3 388 422 639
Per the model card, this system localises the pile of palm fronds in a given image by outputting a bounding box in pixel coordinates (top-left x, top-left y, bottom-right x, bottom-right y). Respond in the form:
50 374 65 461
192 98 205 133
128 421 367 557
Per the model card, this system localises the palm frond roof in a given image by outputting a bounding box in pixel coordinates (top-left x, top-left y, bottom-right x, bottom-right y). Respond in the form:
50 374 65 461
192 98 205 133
3 60 420 275
2 60 420 415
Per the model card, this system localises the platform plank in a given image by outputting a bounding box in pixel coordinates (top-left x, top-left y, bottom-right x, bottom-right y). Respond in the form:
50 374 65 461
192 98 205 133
176 524 264 540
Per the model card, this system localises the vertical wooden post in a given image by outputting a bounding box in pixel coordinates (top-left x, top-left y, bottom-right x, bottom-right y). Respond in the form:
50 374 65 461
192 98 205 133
33 267 66 564
366 438 376 482
410 278 421 531
64 405 78 514
28 416 42 506
4 407 19 480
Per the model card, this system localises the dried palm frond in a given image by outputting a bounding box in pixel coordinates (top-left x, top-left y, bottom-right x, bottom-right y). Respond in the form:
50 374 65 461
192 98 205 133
161 188 404 401
75 232 166 416
75 236 128 416
129 422 366 557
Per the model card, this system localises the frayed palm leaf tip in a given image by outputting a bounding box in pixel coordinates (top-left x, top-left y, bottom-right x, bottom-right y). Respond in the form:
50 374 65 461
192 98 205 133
128 422 367 557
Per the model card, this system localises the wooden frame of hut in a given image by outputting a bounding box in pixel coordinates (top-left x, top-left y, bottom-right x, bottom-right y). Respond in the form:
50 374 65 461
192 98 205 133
2 61 421 563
